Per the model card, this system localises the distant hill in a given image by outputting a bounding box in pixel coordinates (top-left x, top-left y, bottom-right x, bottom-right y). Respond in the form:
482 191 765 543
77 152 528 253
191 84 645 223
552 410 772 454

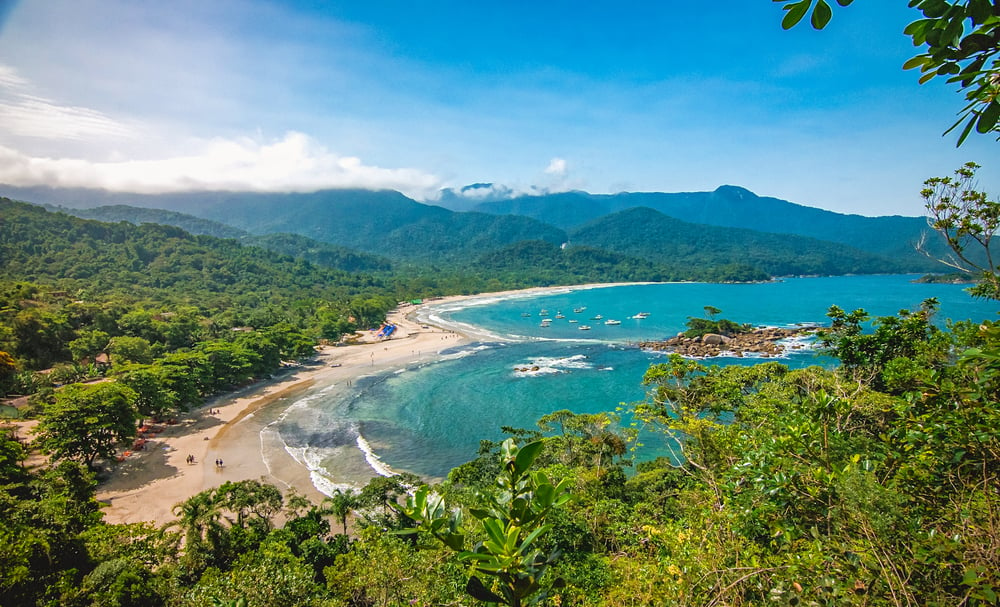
568 207 919 276
57 204 249 239
241 232 392 273
0 187 568 263
465 186 954 267
0 183 956 277
471 240 769 286
0 198 385 301
51 203 393 273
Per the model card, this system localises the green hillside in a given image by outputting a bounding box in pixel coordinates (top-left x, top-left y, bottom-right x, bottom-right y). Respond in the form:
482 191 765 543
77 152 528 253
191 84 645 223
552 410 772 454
468 186 951 271
472 240 769 286
0 198 388 303
569 207 914 276
59 204 249 239
0 184 948 276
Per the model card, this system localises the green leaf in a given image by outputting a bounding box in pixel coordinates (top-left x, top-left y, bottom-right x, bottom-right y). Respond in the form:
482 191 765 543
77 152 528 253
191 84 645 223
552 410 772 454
482 518 507 544
969 0 992 24
976 101 1000 134
467 576 505 604
782 0 811 30
514 440 543 474
518 524 552 555
441 531 465 551
811 0 833 29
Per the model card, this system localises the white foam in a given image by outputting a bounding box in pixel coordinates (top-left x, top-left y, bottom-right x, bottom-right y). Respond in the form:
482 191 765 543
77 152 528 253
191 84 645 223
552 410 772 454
356 433 399 477
513 353 595 376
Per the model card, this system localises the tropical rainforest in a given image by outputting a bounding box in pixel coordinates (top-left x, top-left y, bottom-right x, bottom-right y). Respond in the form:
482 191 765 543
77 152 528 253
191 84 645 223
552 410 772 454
3 0 1000 599
2 161 999 606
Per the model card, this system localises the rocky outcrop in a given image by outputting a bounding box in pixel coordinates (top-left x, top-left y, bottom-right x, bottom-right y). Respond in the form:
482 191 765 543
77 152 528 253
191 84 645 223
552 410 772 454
639 326 815 358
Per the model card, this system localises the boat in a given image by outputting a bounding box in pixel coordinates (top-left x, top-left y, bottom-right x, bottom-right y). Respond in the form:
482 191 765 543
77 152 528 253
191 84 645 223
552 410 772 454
605 319 621 325
578 325 591 331
591 314 603 320
540 318 552 327
631 312 650 319
521 312 531 317
573 307 586 313
555 313 565 319
569 319 578 323
540 309 549 316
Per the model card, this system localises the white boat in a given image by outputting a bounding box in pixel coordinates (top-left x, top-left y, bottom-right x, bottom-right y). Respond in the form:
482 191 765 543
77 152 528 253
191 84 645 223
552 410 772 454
573 306 586 313
592 314 603 320
578 325 591 330
631 312 650 319
605 319 621 325
521 312 531 317
569 319 578 323
540 320 552 327
555 313 565 319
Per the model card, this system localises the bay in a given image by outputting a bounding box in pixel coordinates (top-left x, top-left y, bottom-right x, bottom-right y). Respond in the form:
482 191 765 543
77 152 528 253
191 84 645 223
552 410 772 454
273 275 999 490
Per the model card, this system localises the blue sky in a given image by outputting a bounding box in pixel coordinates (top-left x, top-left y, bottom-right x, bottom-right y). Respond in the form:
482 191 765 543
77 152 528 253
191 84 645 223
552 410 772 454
0 0 995 216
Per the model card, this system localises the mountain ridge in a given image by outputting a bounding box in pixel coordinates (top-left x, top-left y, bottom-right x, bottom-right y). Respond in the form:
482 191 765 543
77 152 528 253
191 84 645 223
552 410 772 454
0 183 950 277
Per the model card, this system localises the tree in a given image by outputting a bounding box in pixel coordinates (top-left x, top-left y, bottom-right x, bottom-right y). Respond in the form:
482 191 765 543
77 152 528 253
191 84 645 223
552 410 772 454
774 0 1000 144
323 488 361 535
918 161 1000 299
68 329 110 363
214 479 284 532
170 489 223 570
0 350 16 395
114 364 181 425
400 439 572 607
34 382 138 468
107 336 154 365
819 298 950 392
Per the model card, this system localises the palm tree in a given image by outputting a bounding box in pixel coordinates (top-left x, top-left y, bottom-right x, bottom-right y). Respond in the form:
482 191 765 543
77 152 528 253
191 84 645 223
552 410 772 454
170 490 221 553
322 488 360 535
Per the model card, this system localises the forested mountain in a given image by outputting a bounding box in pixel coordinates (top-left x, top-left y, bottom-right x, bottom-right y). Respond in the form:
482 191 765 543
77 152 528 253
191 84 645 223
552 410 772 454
58 204 249 239
0 183 954 276
241 233 392 273
51 203 394 273
463 185 955 266
568 207 927 275
2 194 997 607
0 187 569 263
471 240 769 287
0 198 389 304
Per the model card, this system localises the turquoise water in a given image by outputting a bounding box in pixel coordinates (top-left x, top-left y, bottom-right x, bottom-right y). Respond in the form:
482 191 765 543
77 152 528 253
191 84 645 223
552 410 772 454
274 276 999 489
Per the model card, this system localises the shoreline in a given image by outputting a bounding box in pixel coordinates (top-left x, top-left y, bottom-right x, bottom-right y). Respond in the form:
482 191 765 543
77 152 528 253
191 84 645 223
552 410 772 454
97 282 633 526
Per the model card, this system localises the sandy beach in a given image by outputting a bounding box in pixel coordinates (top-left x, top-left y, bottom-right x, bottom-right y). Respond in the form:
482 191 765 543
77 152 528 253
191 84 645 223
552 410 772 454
95 298 471 525
95 283 632 526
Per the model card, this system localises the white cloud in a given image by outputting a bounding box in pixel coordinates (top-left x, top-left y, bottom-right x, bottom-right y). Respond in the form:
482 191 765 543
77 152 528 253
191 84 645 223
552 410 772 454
0 61 443 198
0 131 444 199
0 63 136 140
544 157 567 176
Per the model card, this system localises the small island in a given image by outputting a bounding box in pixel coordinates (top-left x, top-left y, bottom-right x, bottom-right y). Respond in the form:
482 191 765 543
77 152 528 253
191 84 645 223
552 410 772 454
639 306 816 358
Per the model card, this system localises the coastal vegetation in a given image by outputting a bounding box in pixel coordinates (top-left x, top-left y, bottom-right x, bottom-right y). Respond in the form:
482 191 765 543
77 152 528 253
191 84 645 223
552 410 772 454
0 163 997 605
2 294 998 605
2 0 999 603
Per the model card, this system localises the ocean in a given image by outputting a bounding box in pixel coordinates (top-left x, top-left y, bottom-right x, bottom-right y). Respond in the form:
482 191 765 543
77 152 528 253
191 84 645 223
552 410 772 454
266 275 999 494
